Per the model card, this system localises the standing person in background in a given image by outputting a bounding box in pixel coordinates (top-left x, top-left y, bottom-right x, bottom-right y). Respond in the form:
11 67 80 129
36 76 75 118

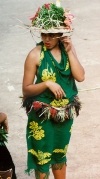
22 2 85 179
0 112 17 179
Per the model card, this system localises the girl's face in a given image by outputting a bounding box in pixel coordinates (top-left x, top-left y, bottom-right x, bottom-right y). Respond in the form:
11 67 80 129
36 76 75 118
41 33 62 49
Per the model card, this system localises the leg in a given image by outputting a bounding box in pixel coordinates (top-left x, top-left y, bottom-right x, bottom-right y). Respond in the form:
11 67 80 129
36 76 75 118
51 119 73 179
52 163 66 179
35 170 49 179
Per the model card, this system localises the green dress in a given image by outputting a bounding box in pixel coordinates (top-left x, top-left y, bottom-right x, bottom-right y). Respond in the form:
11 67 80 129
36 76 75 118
24 42 80 175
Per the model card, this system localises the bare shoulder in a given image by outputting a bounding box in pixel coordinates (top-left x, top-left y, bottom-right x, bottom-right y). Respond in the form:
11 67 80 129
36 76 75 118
25 45 41 66
0 112 7 123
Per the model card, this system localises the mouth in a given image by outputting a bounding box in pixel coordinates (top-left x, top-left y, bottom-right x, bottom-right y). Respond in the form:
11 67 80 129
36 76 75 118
45 43 51 47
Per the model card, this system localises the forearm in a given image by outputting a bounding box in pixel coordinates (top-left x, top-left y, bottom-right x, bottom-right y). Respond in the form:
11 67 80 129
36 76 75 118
23 81 48 97
67 46 85 82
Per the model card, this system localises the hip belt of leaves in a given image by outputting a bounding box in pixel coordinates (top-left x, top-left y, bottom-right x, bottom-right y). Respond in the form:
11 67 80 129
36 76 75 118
32 96 81 122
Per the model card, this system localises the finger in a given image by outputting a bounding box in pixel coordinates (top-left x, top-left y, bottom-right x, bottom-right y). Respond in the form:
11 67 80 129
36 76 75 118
54 90 61 100
58 89 65 98
54 91 58 99
62 39 71 44
60 89 66 98
57 90 65 99
60 36 71 41
56 92 62 100
57 93 62 100
63 92 66 98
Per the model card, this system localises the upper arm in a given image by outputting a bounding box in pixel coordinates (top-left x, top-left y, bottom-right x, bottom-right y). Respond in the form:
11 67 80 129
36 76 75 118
0 113 7 123
22 46 41 92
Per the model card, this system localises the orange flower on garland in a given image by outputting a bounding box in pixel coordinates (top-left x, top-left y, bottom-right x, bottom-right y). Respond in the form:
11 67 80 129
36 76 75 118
63 9 74 30
29 7 41 21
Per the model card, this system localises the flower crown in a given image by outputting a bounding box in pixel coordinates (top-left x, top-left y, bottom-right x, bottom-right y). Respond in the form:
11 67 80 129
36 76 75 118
29 3 74 31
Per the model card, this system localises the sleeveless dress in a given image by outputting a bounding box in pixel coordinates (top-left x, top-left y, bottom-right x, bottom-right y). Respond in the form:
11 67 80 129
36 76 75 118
24 42 80 174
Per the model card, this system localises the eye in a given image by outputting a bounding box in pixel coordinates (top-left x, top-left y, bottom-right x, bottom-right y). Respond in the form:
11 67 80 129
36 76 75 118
49 33 55 38
41 33 46 37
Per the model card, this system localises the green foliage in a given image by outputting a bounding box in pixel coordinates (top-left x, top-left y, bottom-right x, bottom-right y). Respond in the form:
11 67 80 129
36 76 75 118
32 3 65 30
0 128 8 146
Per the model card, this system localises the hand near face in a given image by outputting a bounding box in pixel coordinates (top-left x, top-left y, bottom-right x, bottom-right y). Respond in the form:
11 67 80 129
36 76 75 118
60 36 72 53
46 80 66 100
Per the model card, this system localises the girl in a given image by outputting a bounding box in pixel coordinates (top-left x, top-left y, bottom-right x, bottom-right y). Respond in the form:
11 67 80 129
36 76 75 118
22 3 85 179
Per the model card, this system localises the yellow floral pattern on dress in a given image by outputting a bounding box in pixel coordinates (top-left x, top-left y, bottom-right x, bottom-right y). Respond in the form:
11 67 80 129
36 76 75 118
41 68 56 82
65 61 69 71
53 145 68 158
69 125 73 133
28 149 51 165
43 45 47 51
52 61 55 66
28 121 45 140
50 99 69 107
39 51 44 66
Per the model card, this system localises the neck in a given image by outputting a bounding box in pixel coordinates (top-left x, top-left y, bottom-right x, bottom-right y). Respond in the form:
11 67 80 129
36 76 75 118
50 43 61 63
50 42 61 53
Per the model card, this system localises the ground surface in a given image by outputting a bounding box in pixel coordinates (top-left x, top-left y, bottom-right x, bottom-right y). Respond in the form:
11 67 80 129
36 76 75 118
0 0 100 178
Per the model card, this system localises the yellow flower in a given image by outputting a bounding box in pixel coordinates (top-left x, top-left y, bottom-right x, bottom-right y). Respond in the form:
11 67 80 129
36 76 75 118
65 61 69 71
38 150 51 161
29 121 39 131
28 149 38 157
40 51 44 60
41 68 56 82
33 129 44 140
39 51 44 66
43 45 47 51
69 125 73 133
52 61 55 66
38 159 51 165
28 149 51 165
50 99 69 107
53 145 68 157
28 121 45 140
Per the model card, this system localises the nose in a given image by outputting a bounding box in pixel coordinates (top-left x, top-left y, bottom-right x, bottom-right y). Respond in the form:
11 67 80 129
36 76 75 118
45 34 50 41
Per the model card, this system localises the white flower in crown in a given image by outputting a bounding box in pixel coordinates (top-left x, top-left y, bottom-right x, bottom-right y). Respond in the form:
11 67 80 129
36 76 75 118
56 0 61 7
